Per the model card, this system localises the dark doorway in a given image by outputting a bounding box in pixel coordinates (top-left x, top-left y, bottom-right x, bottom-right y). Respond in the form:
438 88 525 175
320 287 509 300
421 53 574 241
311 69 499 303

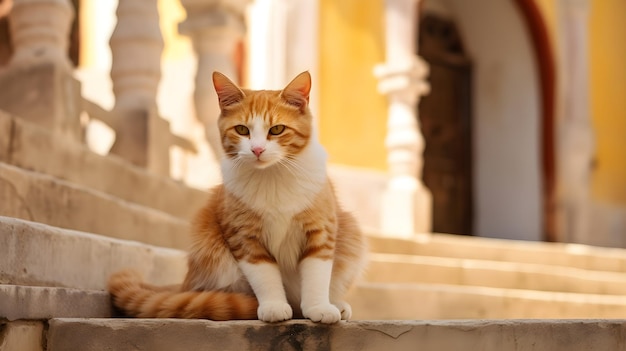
418 13 473 235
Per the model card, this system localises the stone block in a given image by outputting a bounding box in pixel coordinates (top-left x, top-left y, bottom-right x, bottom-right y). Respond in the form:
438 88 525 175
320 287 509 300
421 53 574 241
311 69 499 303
366 252 626 295
108 108 149 168
0 320 44 351
348 282 626 320
0 163 191 249
367 232 626 272
0 112 207 220
0 285 110 321
328 165 387 231
0 63 82 141
381 181 433 236
46 319 626 351
0 216 186 290
0 111 12 161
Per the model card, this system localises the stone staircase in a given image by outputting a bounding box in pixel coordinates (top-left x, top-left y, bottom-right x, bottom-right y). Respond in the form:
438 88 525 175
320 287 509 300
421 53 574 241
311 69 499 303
2 110 626 350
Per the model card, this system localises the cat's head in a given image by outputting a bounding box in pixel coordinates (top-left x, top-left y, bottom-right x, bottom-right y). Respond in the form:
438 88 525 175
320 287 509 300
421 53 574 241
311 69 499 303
213 71 313 169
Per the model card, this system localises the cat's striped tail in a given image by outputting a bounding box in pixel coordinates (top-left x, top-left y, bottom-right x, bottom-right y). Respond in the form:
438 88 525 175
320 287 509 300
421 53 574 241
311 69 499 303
107 269 258 320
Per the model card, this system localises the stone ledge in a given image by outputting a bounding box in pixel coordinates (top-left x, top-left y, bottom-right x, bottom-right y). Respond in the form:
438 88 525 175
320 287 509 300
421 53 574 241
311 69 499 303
0 285 111 321
0 163 191 249
349 282 626 319
0 216 186 290
0 111 207 219
367 252 626 295
0 320 45 351
367 233 626 272
47 318 626 351
3 216 626 321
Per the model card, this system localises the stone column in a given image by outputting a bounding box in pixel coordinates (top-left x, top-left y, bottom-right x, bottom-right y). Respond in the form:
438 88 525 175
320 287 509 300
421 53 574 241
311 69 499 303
109 0 169 174
0 0 82 140
247 0 287 89
374 0 432 237
556 0 595 245
178 0 248 159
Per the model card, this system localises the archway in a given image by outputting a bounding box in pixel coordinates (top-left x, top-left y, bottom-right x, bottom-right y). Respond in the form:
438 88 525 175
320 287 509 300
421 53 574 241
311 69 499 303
419 0 555 241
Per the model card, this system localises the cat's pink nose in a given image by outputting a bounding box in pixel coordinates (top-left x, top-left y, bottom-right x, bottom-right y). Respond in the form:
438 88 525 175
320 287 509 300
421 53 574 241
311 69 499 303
252 147 265 157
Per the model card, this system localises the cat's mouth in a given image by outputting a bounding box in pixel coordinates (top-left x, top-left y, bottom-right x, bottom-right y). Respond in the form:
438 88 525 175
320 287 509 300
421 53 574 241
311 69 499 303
252 158 276 170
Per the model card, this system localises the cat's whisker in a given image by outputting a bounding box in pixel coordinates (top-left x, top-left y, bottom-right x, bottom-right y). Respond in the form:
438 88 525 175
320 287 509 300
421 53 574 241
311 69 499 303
281 155 311 174
278 157 316 184
282 157 311 176
277 159 301 179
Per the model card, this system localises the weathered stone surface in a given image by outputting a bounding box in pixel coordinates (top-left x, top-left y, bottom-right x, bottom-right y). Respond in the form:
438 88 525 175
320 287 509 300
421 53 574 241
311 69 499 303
0 320 44 351
47 319 626 351
367 233 626 272
0 111 207 220
348 282 626 320
3 216 626 321
0 216 186 290
0 111 12 162
0 163 191 249
328 165 387 231
0 63 82 141
0 285 111 321
367 252 626 295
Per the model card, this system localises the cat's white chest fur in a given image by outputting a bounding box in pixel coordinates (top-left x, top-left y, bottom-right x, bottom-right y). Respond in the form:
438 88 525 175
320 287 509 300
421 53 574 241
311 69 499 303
222 139 328 268
262 214 305 270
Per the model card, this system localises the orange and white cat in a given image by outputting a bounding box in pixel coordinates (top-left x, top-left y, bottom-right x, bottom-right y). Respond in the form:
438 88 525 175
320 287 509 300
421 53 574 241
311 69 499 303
108 71 367 323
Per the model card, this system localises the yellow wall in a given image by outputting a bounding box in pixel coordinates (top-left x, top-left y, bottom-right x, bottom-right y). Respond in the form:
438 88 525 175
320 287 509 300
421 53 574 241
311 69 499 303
158 0 191 60
318 0 388 170
78 0 94 67
589 0 626 205
79 0 190 67
533 0 626 206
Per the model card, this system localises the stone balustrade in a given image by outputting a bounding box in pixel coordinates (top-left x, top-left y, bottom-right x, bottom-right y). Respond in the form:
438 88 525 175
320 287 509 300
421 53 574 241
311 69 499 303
106 0 170 175
178 0 249 160
0 0 246 179
0 0 82 141
375 0 432 237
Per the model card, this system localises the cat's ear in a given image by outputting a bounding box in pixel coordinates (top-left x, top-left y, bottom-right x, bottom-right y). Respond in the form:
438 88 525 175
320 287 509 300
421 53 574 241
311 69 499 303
213 71 245 109
280 71 311 111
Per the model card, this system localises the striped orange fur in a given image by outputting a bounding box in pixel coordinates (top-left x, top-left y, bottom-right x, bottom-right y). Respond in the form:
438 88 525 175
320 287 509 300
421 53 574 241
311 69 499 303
108 269 258 320
107 72 367 323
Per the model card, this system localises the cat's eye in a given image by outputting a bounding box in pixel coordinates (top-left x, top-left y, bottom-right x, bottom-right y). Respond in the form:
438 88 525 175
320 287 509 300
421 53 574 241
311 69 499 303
269 125 285 135
234 125 249 136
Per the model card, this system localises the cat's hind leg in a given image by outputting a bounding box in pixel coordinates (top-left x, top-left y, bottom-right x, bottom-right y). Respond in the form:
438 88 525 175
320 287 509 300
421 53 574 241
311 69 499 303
330 213 368 321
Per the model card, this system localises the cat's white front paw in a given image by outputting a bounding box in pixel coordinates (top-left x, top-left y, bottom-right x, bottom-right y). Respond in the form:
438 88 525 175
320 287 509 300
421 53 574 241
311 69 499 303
257 301 293 322
333 301 352 320
303 303 341 324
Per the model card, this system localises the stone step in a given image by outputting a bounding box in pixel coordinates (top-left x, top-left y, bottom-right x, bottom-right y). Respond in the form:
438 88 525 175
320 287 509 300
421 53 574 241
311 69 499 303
5 216 626 321
45 318 626 351
0 163 191 249
349 282 626 319
367 233 626 273
1 285 111 321
6 279 626 323
0 111 207 219
367 253 626 295
10 214 623 297
0 216 186 290
5 279 626 323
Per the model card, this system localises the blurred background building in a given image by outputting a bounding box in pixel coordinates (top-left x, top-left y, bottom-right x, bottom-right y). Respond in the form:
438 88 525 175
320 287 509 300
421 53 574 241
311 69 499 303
0 0 624 247
5 1 626 336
